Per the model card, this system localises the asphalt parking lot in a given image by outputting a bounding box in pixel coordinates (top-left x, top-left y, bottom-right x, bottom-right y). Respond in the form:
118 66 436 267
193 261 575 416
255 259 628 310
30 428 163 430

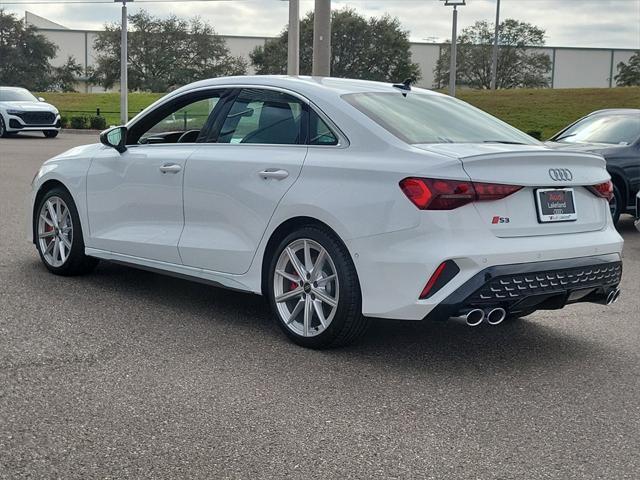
1 132 639 479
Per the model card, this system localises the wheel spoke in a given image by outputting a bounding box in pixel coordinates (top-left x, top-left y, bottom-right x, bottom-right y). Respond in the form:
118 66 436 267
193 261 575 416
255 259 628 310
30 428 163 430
59 239 67 263
61 235 72 250
276 269 299 284
313 300 327 328
303 240 313 272
303 296 313 336
40 214 54 228
311 248 327 280
39 231 55 239
275 286 303 303
313 288 338 308
287 298 305 324
46 200 58 227
315 273 336 287
55 199 63 225
286 247 307 279
52 238 60 262
45 238 55 254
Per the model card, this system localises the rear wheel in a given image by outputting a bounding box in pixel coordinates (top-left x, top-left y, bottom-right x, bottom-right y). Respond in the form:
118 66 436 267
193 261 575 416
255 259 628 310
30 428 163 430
267 226 368 348
609 182 623 225
44 130 59 138
34 187 98 276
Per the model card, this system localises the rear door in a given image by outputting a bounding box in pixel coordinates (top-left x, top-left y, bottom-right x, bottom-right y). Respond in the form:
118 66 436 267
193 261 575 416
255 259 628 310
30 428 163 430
178 87 309 274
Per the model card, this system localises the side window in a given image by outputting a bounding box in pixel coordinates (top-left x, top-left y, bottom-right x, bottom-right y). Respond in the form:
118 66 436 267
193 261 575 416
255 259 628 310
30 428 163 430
217 89 305 145
135 94 220 145
309 110 338 146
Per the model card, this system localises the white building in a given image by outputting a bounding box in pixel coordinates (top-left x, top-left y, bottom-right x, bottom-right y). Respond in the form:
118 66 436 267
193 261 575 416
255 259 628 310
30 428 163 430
25 11 637 92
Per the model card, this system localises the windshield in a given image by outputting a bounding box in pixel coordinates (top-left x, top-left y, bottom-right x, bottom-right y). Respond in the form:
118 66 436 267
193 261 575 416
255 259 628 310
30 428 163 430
0 88 38 102
553 113 640 145
342 92 537 145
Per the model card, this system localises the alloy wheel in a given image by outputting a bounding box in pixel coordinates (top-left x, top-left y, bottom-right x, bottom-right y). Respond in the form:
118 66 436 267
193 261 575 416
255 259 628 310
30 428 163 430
273 238 339 337
38 196 73 267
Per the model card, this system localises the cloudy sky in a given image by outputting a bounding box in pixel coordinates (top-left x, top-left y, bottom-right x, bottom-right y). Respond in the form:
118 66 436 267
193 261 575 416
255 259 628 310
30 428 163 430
2 0 639 48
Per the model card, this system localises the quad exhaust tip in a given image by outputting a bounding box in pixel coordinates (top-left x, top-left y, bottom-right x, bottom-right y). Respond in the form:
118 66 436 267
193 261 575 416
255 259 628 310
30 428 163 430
486 307 507 326
606 288 621 306
465 308 485 327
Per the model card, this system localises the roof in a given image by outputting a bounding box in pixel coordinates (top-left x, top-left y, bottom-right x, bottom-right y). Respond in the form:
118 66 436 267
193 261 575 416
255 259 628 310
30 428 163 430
172 75 441 100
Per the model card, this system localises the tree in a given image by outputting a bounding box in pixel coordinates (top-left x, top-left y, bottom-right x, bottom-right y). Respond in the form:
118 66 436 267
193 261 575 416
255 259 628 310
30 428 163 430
615 51 640 86
0 9 57 90
250 8 421 83
48 56 84 92
91 10 247 92
434 19 551 89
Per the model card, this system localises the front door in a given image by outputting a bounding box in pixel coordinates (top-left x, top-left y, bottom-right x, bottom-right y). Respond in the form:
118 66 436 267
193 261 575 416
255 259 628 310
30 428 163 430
86 90 223 263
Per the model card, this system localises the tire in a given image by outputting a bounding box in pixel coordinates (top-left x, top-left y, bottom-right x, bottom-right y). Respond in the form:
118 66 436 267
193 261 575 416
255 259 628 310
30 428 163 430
610 182 623 226
0 116 8 138
34 186 98 276
267 225 368 349
44 130 59 138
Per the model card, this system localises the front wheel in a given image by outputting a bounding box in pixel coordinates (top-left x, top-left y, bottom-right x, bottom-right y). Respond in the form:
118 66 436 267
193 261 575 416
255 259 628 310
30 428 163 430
0 116 9 138
267 226 368 349
34 187 98 275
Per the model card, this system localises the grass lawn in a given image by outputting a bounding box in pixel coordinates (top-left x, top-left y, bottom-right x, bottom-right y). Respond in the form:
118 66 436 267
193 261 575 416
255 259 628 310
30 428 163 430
39 86 640 140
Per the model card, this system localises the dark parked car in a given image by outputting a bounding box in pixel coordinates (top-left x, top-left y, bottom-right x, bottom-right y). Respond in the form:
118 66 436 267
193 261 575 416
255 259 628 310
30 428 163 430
547 109 640 225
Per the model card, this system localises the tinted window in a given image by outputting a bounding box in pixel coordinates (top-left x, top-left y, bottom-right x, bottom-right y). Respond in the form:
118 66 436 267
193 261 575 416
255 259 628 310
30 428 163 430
309 110 338 146
217 89 304 145
0 88 38 102
139 96 220 144
343 92 537 145
553 113 640 145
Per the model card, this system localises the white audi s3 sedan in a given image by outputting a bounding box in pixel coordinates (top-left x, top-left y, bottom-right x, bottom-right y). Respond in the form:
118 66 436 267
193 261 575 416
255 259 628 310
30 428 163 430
28 76 624 348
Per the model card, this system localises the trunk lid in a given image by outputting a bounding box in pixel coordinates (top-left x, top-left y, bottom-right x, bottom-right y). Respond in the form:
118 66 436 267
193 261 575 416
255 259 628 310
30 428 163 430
414 143 611 237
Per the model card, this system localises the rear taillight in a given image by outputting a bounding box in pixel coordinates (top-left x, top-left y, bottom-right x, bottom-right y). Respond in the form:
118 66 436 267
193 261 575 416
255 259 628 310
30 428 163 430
587 181 614 201
399 177 522 210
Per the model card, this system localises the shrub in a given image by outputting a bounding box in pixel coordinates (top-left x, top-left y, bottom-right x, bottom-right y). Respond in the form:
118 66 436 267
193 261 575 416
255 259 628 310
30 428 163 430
89 115 107 130
59 115 69 128
69 115 89 129
526 130 542 140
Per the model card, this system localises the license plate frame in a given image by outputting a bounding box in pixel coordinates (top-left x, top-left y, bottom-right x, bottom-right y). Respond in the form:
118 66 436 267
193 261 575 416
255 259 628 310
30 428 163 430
535 188 578 223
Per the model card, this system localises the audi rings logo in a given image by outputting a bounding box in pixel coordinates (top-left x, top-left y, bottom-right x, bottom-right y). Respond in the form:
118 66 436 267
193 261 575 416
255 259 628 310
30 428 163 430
548 168 573 181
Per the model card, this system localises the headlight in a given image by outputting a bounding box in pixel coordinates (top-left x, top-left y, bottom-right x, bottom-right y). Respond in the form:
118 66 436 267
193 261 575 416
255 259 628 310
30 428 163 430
6 109 23 115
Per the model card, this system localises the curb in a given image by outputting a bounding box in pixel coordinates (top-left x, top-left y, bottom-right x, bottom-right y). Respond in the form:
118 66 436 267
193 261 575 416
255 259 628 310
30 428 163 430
61 129 102 135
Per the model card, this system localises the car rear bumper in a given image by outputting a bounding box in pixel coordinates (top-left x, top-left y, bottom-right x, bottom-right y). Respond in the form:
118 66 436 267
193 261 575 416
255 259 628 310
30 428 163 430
347 219 624 320
423 254 622 321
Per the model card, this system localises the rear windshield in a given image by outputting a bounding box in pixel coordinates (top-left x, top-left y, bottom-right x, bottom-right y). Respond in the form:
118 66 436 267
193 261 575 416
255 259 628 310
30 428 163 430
0 88 38 102
342 91 537 145
552 113 640 145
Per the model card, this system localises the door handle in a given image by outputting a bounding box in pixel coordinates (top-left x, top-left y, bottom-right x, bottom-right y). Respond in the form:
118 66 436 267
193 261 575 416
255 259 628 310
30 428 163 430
259 169 289 180
159 163 182 174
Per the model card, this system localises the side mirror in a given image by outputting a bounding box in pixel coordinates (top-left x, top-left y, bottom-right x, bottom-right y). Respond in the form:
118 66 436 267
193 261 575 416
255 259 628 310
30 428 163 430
38 97 45 102
100 126 127 153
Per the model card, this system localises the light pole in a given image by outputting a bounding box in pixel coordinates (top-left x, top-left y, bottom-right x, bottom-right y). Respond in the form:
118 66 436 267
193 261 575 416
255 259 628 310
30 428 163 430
312 0 331 76
115 0 131 125
442 0 465 97
490 0 501 90
287 0 300 75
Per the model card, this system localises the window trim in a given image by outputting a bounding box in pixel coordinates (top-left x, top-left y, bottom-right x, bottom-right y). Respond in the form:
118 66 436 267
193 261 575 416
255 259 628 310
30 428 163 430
126 84 349 149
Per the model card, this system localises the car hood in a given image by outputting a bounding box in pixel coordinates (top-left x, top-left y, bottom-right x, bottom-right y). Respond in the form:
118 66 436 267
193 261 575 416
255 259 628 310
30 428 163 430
44 143 104 165
0 101 59 114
